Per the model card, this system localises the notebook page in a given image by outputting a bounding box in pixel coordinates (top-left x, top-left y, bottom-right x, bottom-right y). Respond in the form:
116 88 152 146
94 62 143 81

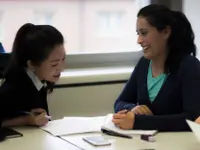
41 116 106 136
101 114 157 136
63 116 105 120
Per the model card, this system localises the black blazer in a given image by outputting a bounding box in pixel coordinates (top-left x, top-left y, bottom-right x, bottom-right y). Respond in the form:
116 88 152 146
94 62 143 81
114 55 200 131
0 53 11 78
0 70 49 122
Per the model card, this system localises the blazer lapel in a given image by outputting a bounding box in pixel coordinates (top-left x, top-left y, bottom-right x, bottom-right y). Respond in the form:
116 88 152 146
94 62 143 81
140 62 180 112
152 71 179 106
138 60 152 109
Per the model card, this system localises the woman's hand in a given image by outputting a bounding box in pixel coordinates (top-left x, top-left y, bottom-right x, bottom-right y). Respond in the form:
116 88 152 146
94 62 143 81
112 110 135 130
27 108 49 126
131 105 153 115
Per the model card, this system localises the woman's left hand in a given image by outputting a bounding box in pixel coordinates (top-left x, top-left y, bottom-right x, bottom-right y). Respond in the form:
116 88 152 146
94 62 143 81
112 110 135 130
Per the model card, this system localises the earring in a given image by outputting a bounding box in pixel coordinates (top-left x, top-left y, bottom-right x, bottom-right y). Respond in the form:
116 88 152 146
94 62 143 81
32 69 36 81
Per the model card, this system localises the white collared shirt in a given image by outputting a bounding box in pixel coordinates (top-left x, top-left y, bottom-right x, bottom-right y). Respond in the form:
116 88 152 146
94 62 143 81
26 68 43 91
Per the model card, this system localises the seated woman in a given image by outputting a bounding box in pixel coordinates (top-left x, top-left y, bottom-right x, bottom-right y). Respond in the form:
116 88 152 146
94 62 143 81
0 23 65 127
113 4 200 131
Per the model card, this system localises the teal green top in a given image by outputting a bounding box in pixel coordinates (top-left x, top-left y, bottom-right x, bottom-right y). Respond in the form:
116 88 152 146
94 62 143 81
147 61 168 102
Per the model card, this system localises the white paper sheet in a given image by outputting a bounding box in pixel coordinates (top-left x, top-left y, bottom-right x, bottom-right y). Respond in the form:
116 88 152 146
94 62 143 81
40 116 106 136
186 119 200 142
41 114 157 136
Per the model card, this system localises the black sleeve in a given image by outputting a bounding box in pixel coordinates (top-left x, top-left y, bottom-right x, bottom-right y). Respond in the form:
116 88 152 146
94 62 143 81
0 81 22 122
133 57 200 131
114 57 144 113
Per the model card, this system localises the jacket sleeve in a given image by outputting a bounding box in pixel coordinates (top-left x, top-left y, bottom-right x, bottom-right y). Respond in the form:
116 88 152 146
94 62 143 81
0 82 11 122
0 81 21 122
133 57 200 131
114 57 144 113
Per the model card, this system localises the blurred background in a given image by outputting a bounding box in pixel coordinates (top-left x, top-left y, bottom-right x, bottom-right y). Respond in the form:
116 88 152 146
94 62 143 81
0 0 199 66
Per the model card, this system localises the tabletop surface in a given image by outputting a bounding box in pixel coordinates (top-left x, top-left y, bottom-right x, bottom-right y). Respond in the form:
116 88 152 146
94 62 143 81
1 127 200 150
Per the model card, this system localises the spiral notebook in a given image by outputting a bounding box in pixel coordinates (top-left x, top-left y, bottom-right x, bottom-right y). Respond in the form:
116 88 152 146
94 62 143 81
41 114 157 137
101 114 157 138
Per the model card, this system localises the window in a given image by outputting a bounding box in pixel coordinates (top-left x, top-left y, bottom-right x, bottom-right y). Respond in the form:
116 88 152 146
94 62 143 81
183 0 200 59
96 11 124 37
34 11 54 25
0 0 150 67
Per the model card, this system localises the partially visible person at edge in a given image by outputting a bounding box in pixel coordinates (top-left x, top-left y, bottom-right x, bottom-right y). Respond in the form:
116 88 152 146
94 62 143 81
0 42 5 53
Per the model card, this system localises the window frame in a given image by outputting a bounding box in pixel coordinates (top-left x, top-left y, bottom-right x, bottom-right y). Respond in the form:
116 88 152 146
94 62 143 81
33 10 54 25
65 51 143 69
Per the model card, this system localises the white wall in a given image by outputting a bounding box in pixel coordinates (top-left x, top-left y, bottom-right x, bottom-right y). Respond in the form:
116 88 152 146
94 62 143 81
183 0 200 59
48 83 125 120
47 66 133 119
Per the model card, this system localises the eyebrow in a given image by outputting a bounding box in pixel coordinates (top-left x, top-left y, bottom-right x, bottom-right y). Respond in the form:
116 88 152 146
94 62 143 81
50 55 65 63
136 28 148 32
50 59 60 63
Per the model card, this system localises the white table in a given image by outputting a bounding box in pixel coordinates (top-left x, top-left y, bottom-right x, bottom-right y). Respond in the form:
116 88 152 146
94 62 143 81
61 132 200 150
1 128 200 150
0 127 79 150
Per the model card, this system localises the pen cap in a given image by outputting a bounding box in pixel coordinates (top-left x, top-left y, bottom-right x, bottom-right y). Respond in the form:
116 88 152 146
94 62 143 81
141 135 156 142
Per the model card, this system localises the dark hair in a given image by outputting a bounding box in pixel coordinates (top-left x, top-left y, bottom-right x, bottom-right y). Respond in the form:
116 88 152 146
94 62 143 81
4 23 64 92
137 4 196 72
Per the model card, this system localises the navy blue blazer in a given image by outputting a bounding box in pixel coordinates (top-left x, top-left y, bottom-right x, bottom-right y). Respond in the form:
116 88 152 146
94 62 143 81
114 55 200 131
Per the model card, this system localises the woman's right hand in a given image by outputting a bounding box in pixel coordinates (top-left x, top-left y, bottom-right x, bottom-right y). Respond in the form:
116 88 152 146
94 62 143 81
27 108 49 126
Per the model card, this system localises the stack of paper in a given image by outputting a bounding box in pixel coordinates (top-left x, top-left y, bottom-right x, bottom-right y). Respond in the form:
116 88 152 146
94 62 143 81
41 114 157 137
40 116 105 136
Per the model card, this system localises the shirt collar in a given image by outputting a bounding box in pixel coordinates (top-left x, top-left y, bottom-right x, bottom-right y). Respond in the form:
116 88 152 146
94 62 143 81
26 68 43 91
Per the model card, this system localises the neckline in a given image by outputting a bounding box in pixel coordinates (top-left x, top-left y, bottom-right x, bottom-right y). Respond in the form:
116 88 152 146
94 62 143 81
149 61 166 78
